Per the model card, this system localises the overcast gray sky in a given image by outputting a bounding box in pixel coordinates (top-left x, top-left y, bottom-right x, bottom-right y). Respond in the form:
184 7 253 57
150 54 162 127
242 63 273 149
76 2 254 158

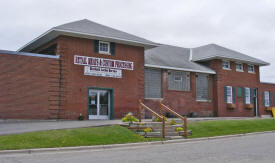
0 0 274 82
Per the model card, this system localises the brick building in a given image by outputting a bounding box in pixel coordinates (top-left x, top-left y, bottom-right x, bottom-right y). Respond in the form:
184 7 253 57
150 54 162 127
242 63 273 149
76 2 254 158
0 19 274 119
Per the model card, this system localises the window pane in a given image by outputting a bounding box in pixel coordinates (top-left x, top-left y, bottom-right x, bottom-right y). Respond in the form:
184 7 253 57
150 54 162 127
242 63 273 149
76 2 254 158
245 87 250 104
145 68 162 98
227 86 232 104
196 73 209 100
168 71 190 91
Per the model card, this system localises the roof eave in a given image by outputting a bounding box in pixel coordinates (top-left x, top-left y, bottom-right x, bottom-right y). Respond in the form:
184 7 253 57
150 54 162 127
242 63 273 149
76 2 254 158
145 64 216 74
192 56 269 66
18 29 158 52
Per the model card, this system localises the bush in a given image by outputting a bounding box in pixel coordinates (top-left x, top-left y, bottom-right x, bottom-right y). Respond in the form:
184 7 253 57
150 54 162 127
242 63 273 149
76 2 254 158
121 112 138 123
176 127 183 132
153 116 168 122
144 128 152 133
140 122 145 125
78 114 84 121
169 119 176 125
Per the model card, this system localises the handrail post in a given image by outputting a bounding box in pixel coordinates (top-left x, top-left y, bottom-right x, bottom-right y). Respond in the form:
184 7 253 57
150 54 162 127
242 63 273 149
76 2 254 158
162 116 165 139
183 115 187 139
138 99 142 122
159 100 163 117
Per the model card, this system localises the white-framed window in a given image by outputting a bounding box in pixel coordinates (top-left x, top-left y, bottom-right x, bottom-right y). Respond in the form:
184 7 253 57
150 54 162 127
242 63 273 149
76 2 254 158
99 41 110 54
244 87 250 104
264 91 270 107
168 71 190 91
226 86 233 104
248 65 255 73
235 63 243 72
222 60 230 70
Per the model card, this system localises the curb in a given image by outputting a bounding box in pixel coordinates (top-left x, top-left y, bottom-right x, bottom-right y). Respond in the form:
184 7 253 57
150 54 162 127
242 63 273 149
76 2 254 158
0 130 274 155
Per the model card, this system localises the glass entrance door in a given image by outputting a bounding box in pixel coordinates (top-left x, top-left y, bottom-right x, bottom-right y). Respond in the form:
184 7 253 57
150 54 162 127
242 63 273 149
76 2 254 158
88 89 110 120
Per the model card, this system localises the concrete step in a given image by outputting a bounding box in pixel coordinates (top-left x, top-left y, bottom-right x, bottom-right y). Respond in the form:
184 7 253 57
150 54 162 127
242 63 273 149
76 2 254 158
136 132 161 138
165 136 185 140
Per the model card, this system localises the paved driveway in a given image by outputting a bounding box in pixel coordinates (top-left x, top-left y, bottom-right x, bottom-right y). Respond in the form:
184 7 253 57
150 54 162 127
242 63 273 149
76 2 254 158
0 132 274 163
0 120 121 135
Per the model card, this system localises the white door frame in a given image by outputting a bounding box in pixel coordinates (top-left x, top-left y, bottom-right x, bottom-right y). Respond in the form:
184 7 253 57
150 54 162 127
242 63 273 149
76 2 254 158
88 89 110 120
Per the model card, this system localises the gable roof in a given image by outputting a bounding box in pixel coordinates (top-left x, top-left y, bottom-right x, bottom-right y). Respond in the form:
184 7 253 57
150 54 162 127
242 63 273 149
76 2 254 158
145 45 216 74
192 44 269 66
18 19 158 52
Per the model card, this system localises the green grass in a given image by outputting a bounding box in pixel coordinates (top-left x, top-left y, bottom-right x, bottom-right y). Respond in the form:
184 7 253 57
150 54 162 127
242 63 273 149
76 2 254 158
0 125 161 150
188 119 275 138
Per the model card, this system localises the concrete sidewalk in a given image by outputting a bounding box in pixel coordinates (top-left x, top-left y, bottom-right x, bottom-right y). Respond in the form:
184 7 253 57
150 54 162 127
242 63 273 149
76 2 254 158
0 117 270 136
0 120 121 136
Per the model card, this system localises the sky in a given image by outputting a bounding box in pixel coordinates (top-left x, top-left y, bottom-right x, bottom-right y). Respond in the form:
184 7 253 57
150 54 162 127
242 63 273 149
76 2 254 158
0 0 275 82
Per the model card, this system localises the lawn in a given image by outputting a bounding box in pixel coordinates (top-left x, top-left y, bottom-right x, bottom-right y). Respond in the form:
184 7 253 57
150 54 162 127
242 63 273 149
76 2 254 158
188 118 275 138
0 125 160 150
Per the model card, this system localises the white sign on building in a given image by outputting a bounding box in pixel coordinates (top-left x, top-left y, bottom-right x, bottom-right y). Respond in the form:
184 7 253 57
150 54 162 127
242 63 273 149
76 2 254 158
84 66 122 78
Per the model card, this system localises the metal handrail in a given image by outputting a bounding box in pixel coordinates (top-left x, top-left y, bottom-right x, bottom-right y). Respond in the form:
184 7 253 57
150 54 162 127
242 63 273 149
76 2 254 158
138 99 166 138
159 100 188 139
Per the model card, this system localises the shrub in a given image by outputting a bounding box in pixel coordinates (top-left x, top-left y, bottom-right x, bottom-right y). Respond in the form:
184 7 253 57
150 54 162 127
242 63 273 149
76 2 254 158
121 112 138 123
78 113 84 121
176 127 183 132
144 128 152 133
169 119 176 125
140 122 145 125
153 116 168 122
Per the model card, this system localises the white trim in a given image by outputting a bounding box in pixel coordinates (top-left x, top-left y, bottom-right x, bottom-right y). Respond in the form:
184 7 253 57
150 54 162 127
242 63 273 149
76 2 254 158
144 64 216 74
192 55 269 66
235 62 244 72
0 49 60 59
196 99 211 102
189 48 193 61
248 64 255 73
222 60 231 70
98 41 111 55
18 28 158 52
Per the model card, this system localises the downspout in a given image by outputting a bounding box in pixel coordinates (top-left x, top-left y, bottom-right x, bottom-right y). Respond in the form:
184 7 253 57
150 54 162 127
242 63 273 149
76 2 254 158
57 55 62 120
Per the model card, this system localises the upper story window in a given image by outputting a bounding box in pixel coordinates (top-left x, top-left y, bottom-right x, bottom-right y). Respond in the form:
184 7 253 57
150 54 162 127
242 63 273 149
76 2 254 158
222 60 230 70
235 63 243 72
248 65 255 73
168 71 190 91
99 41 110 54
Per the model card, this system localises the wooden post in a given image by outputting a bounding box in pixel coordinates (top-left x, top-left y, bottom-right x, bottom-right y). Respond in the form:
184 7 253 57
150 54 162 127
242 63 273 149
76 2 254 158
138 99 142 122
162 116 165 139
183 115 187 139
159 100 163 116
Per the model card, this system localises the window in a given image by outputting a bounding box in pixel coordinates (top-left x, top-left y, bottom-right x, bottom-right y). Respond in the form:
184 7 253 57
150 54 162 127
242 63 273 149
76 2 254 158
99 41 110 54
248 65 255 73
225 86 233 104
264 91 270 107
235 63 243 72
144 68 162 98
196 73 209 101
222 61 230 70
244 87 250 104
168 71 190 91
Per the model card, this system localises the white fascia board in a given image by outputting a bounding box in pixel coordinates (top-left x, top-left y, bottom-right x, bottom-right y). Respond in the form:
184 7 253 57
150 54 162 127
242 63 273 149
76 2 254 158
17 28 54 52
192 55 269 66
0 49 60 59
144 64 216 74
54 28 159 47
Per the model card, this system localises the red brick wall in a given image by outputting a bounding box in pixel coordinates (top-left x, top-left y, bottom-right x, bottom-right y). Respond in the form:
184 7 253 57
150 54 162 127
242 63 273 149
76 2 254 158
208 59 260 117
0 53 60 119
55 36 145 119
258 83 275 116
144 70 214 117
